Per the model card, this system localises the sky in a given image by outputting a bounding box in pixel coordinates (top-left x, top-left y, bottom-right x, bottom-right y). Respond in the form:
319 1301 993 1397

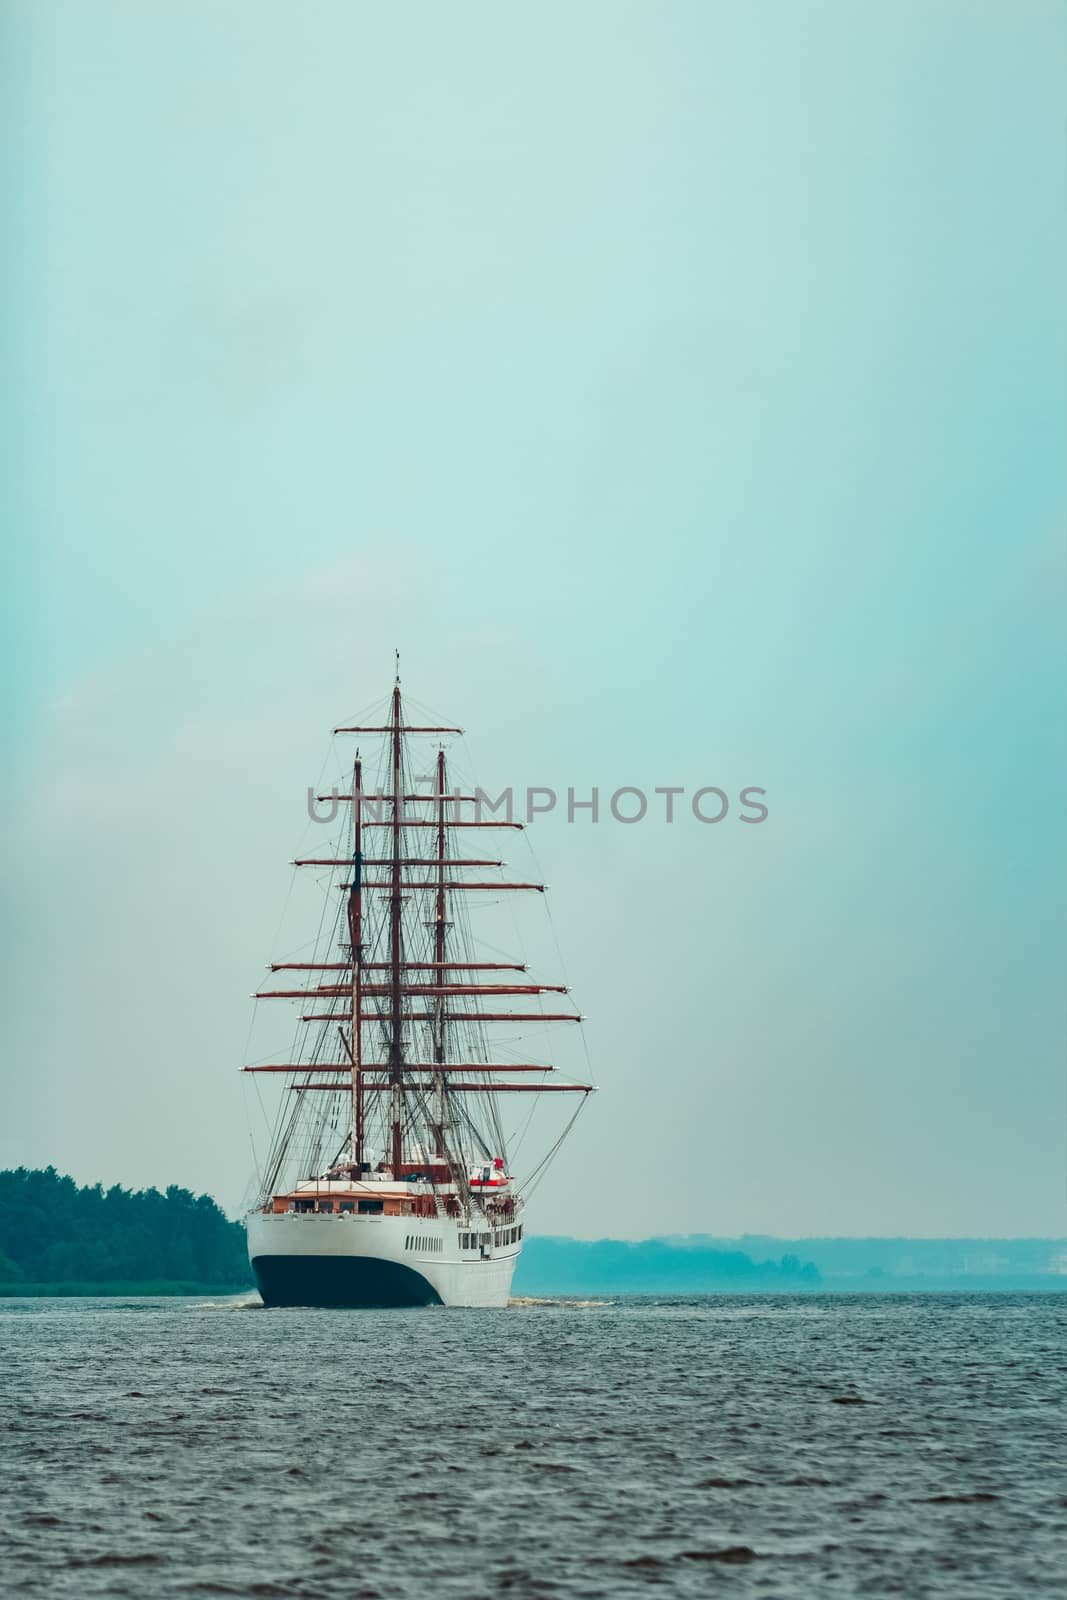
2 0 1065 1238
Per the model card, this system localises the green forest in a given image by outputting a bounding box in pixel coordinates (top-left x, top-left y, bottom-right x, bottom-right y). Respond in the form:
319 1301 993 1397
0 1167 251 1293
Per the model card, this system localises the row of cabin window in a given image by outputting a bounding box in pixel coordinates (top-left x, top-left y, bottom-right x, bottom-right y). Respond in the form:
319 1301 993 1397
457 1225 523 1250
291 1200 383 1214
404 1235 442 1253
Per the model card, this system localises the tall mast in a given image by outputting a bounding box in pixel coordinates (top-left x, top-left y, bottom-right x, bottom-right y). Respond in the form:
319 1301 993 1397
388 672 405 1177
432 747 448 1159
347 757 364 1172
252 678 596 1214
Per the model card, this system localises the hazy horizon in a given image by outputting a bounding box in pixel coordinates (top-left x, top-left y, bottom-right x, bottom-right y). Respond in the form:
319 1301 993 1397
3 1 1065 1240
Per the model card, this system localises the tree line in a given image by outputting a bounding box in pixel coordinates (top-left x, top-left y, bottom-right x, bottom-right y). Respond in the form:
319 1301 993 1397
0 1167 250 1288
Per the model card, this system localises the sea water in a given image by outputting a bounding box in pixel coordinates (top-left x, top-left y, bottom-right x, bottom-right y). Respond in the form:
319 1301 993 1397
2 1293 1064 1597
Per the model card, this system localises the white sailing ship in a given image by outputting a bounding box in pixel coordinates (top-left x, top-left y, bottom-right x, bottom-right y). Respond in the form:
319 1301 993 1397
244 673 592 1307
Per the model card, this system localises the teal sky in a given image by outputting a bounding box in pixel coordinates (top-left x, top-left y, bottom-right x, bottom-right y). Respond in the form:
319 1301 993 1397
3 1 1065 1236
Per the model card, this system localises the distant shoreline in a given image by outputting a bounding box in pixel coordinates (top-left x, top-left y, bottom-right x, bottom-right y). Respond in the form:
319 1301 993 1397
0 1281 255 1298
3 1281 1066 1300
4 1171 1065 1299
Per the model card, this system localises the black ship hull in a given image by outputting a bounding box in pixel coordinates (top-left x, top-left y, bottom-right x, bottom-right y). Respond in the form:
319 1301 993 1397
251 1253 442 1308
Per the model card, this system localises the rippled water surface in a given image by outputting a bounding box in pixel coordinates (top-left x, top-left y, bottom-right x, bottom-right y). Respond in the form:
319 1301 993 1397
2 1293 1065 1597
